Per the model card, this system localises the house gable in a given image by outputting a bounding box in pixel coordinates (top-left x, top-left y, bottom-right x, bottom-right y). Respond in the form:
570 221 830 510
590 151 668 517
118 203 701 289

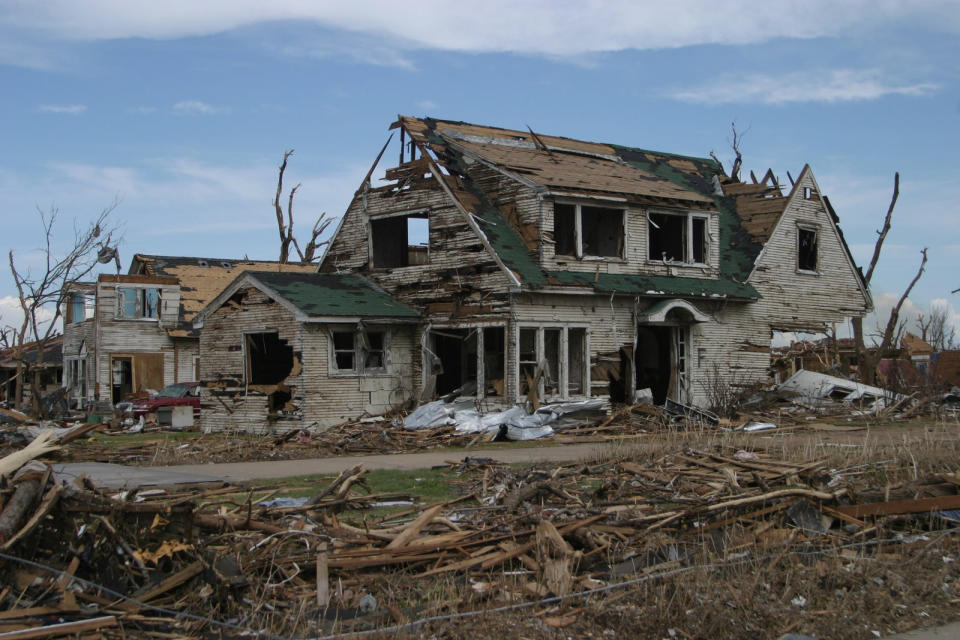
747 165 871 331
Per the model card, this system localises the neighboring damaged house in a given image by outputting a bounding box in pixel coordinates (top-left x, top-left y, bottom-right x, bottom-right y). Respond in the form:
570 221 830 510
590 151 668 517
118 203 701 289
196 116 871 432
61 254 314 408
195 271 419 432
1 337 63 410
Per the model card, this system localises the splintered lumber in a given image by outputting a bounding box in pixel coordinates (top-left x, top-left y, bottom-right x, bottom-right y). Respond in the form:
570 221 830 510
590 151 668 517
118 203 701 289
0 616 116 639
831 494 960 518
119 561 204 611
0 431 58 478
385 504 444 549
194 512 284 534
1 483 62 550
0 481 42 543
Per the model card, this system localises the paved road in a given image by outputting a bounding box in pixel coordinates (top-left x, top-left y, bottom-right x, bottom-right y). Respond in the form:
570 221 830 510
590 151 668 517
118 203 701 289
163 442 610 482
887 621 960 638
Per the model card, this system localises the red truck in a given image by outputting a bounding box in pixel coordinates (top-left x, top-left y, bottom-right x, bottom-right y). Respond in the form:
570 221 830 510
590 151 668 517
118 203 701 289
130 382 201 417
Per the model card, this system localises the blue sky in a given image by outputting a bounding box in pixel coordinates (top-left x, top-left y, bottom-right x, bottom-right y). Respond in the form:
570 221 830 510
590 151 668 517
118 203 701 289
1 1 959 341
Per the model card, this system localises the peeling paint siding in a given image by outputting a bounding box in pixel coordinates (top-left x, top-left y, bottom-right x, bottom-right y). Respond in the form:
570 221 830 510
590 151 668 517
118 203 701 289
300 323 418 430
748 171 870 331
321 177 514 321
93 281 182 399
174 342 199 382
61 318 96 402
198 288 303 434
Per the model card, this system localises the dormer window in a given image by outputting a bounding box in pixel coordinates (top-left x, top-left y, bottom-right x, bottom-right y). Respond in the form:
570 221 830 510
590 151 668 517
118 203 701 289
647 211 708 265
554 203 624 259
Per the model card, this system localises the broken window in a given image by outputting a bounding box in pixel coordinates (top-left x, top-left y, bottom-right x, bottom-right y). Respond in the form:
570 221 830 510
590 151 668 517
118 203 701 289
518 328 538 396
553 203 623 259
68 293 94 323
647 212 708 264
117 287 160 319
245 332 294 384
518 326 588 399
331 328 389 374
371 213 429 268
798 226 818 272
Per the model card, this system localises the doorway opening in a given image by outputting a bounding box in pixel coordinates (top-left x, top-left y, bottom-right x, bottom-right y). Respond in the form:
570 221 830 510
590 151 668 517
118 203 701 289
635 326 688 404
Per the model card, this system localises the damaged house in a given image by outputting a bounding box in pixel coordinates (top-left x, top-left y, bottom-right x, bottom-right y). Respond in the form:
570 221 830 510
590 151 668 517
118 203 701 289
195 116 871 432
60 255 314 409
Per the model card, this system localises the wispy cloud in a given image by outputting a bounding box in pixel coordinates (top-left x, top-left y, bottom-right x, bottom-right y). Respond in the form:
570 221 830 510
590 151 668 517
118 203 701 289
39 104 87 114
416 99 437 110
667 69 939 105
3 2 958 57
172 100 228 115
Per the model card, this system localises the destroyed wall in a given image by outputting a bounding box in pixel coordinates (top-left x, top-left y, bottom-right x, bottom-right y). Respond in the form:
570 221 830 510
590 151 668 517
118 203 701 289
61 307 96 406
321 168 514 322
198 287 421 433
93 275 181 402
198 287 303 434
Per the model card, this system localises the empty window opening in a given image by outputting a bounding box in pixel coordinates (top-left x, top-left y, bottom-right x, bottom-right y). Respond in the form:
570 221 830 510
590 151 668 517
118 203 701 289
483 327 505 397
568 328 586 396
544 328 561 396
798 227 818 271
332 328 389 374
117 287 160 319
553 203 624 259
246 332 294 385
803 186 813 199
371 213 429 268
648 213 708 264
433 329 478 397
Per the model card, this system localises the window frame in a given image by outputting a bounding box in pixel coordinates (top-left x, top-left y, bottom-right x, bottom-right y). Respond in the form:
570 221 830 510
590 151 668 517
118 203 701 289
553 202 626 260
515 324 590 401
796 223 820 274
646 210 711 266
115 286 161 320
329 326 391 377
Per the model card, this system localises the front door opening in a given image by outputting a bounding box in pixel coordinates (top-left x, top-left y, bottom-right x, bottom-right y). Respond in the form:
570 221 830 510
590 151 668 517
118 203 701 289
635 326 678 404
111 357 133 404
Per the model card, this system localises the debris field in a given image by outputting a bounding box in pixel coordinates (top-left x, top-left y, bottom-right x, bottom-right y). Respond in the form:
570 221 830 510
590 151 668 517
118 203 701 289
1 420 959 639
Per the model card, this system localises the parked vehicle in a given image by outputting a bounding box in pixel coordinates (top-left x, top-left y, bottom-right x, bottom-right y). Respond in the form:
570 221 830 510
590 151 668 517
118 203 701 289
130 382 201 417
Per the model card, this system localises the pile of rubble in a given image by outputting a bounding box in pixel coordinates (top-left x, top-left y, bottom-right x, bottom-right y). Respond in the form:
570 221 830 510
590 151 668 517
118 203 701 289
1 428 959 637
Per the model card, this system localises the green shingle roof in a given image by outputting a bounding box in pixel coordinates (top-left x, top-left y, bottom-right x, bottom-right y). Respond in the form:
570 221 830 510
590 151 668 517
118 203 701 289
248 271 420 319
414 117 762 301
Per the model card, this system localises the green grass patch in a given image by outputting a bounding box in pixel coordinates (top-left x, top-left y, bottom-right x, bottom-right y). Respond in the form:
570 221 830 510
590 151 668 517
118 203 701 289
253 467 460 504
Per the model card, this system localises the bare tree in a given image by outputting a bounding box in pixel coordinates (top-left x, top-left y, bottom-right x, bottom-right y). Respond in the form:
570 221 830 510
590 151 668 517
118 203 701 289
4 203 119 414
272 150 332 264
709 121 748 182
917 304 957 351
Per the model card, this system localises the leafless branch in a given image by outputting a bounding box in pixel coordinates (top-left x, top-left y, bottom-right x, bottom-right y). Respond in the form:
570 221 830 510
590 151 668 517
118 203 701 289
863 172 899 286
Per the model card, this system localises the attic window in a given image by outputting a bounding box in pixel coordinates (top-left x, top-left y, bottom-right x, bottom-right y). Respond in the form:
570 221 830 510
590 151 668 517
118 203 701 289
554 203 624 259
803 187 813 200
648 212 708 264
245 332 294 384
798 226 818 272
371 213 429 268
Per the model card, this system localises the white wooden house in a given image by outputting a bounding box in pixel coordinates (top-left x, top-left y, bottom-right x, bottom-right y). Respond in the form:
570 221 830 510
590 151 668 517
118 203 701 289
194 116 871 432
